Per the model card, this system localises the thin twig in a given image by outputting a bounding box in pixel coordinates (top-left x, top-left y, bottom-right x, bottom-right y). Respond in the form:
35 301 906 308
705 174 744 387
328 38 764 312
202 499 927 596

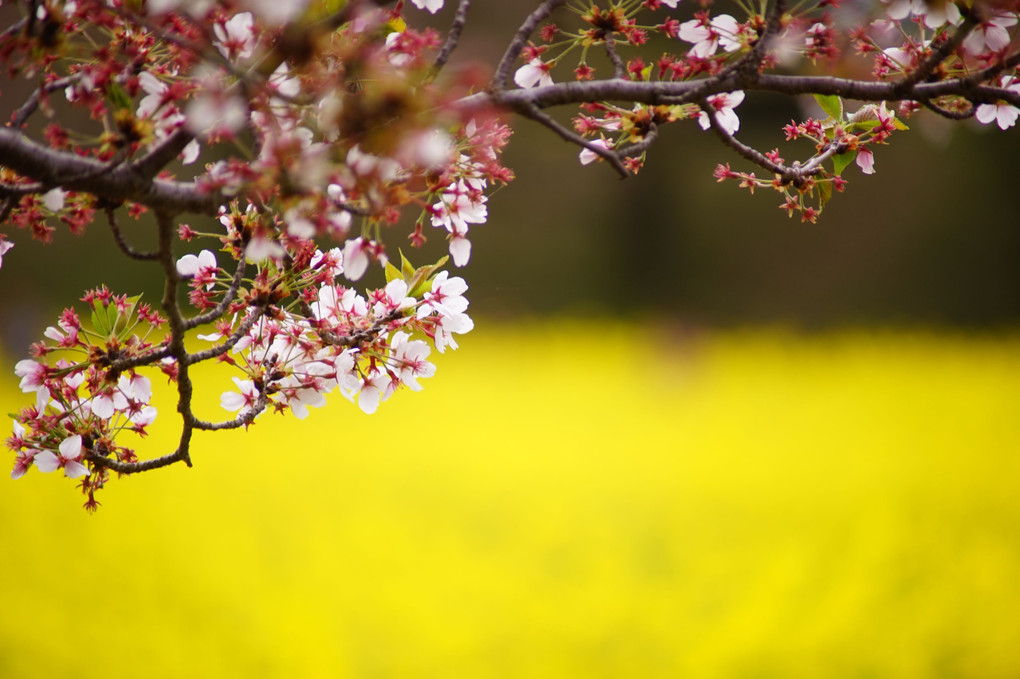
107 206 160 260
616 125 659 158
493 0 569 91
191 394 270 431
11 77 75 128
699 97 787 176
186 306 267 364
919 97 974 120
87 448 190 473
517 102 629 177
604 33 626 80
432 0 472 75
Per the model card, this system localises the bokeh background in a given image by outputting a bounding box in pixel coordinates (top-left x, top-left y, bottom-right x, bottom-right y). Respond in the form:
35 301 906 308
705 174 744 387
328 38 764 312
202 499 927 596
2 2 1020 677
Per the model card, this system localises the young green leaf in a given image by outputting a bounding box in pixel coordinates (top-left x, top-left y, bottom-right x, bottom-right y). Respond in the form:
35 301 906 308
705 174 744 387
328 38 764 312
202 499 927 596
832 151 855 176
814 94 843 121
818 179 833 209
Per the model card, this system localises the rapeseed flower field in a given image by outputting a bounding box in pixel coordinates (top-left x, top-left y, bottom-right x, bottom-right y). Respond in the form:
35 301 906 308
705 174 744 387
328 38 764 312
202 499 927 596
2 323 1019 678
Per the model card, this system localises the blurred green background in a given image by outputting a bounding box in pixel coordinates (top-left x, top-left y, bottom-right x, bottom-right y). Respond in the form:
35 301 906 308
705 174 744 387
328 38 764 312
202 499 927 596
2 3 1020 678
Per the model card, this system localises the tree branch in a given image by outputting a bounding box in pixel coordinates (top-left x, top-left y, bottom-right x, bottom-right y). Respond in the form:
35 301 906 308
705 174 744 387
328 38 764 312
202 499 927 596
0 128 221 215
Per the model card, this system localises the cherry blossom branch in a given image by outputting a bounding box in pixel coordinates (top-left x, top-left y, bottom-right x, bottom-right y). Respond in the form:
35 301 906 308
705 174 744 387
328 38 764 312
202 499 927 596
483 68 1020 113
699 98 787 176
186 307 267 364
155 210 197 468
893 13 977 93
87 447 191 474
493 0 569 91
106 344 173 375
0 128 221 215
699 96 844 186
190 393 270 431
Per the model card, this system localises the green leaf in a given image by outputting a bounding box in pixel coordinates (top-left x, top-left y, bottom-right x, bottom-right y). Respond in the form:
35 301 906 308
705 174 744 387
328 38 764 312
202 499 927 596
892 117 910 131
384 261 403 284
90 301 118 338
90 308 110 337
400 250 416 279
848 119 880 132
818 180 833 209
408 255 449 299
832 151 855 176
814 94 843 121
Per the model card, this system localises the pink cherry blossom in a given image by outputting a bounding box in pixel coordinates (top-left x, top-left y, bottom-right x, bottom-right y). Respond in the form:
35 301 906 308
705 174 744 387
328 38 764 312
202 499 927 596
354 370 390 414
9 422 34 480
0 238 12 269
698 91 745 135
241 0 309 26
342 237 371 281
42 188 66 212
410 0 443 13
221 377 260 415
678 14 742 58
245 236 286 262
14 359 47 393
514 60 554 89
449 235 471 266
176 249 219 289
214 12 256 61
884 0 961 29
856 147 876 175
34 435 89 479
373 279 415 316
579 138 610 165
418 271 469 318
975 78 1020 130
963 11 1017 55
389 331 436 392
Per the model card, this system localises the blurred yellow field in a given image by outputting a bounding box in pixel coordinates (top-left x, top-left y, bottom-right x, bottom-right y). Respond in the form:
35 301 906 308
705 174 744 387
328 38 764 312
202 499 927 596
2 323 1019 678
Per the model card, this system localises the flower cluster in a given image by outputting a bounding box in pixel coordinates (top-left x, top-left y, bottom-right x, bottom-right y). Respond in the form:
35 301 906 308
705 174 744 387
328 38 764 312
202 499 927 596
510 0 1019 216
208 250 473 419
8 290 167 510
